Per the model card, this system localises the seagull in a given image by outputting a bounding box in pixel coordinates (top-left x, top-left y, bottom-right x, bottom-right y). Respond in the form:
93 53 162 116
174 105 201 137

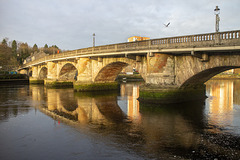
163 22 170 27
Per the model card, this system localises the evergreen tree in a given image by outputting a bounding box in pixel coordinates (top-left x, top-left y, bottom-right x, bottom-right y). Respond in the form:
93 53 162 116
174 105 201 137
0 43 18 70
11 40 17 57
32 44 38 53
43 44 49 53
19 43 30 64
1 39 7 46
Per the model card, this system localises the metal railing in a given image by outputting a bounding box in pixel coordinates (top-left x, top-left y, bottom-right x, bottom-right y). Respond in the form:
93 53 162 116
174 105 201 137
21 30 240 68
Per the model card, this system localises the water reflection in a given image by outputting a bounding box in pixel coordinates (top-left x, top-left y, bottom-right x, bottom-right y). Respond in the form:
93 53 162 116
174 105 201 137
206 80 240 134
27 81 240 159
30 86 126 125
0 85 31 121
119 83 141 123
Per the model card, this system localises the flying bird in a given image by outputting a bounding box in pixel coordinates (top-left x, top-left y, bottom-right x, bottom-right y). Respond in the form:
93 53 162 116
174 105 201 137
163 22 170 27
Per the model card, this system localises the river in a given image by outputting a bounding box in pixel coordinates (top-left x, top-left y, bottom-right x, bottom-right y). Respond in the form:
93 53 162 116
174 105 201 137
1 80 240 160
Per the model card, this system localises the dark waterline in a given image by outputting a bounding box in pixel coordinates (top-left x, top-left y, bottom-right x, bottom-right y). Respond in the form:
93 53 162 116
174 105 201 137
1 80 240 159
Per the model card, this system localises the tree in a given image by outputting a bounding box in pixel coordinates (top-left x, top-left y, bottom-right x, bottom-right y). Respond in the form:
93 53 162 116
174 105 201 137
18 42 30 64
1 39 7 46
48 45 61 54
32 44 38 53
43 44 48 53
0 43 18 71
11 40 17 57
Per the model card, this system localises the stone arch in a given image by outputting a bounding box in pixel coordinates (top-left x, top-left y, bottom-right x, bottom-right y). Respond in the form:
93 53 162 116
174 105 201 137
175 55 240 89
59 63 78 81
180 66 238 89
39 67 47 79
94 62 129 82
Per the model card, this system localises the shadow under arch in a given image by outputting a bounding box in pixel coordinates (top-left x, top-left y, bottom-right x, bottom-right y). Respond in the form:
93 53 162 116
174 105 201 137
59 90 78 112
39 67 47 79
59 63 78 81
95 62 129 82
53 89 78 112
95 95 126 123
180 66 239 89
29 71 32 77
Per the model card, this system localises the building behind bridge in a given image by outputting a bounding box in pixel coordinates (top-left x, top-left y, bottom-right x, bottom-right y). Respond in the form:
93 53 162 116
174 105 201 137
128 36 150 42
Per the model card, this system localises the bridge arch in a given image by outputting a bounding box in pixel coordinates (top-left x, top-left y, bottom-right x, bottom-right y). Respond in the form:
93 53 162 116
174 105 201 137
59 63 78 81
176 55 240 89
94 62 129 82
180 66 238 88
39 67 47 79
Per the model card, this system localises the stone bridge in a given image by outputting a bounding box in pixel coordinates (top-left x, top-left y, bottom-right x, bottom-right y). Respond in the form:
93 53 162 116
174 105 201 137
19 30 240 103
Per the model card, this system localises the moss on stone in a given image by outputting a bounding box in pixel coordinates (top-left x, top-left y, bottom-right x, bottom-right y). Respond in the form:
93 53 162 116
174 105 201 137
45 81 73 88
74 82 119 91
74 90 119 98
138 87 206 104
29 79 44 84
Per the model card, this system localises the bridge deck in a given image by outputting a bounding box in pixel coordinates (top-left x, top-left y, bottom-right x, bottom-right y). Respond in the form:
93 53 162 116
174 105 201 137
21 30 240 68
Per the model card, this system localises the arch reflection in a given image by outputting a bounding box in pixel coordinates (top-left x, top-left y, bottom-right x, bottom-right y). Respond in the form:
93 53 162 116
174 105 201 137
205 79 240 133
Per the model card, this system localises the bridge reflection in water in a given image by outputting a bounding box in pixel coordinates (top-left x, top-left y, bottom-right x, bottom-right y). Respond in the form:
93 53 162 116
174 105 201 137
30 83 141 125
29 81 240 159
206 80 240 134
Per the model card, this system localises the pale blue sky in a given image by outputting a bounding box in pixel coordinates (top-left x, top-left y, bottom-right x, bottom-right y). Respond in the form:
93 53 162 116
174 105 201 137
0 0 239 50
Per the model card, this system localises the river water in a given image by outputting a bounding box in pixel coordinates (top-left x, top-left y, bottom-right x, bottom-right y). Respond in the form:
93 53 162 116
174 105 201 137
1 80 240 160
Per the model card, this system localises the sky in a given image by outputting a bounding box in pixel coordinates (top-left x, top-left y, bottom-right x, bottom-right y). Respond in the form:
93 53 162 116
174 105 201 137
0 0 239 50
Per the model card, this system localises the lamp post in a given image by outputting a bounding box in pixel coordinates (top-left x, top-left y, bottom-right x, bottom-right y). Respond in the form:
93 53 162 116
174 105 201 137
214 6 220 32
93 33 96 47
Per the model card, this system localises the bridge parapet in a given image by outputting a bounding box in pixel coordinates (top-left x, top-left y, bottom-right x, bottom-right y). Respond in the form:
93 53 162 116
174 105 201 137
21 30 240 69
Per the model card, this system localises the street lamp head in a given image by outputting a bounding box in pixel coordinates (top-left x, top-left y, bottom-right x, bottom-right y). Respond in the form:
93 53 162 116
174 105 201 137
214 6 220 15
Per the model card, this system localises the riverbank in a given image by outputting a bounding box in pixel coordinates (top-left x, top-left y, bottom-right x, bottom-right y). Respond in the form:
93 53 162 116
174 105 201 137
0 74 29 84
0 79 29 84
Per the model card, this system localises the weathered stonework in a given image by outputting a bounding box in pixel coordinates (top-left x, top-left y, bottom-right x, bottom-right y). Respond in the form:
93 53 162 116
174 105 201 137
77 58 92 82
47 62 58 79
44 79 73 88
29 77 44 84
145 53 175 85
74 82 119 91
138 84 206 104
175 54 240 88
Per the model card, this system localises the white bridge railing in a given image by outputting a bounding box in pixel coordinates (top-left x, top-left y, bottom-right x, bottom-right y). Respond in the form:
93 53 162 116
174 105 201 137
21 30 240 68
